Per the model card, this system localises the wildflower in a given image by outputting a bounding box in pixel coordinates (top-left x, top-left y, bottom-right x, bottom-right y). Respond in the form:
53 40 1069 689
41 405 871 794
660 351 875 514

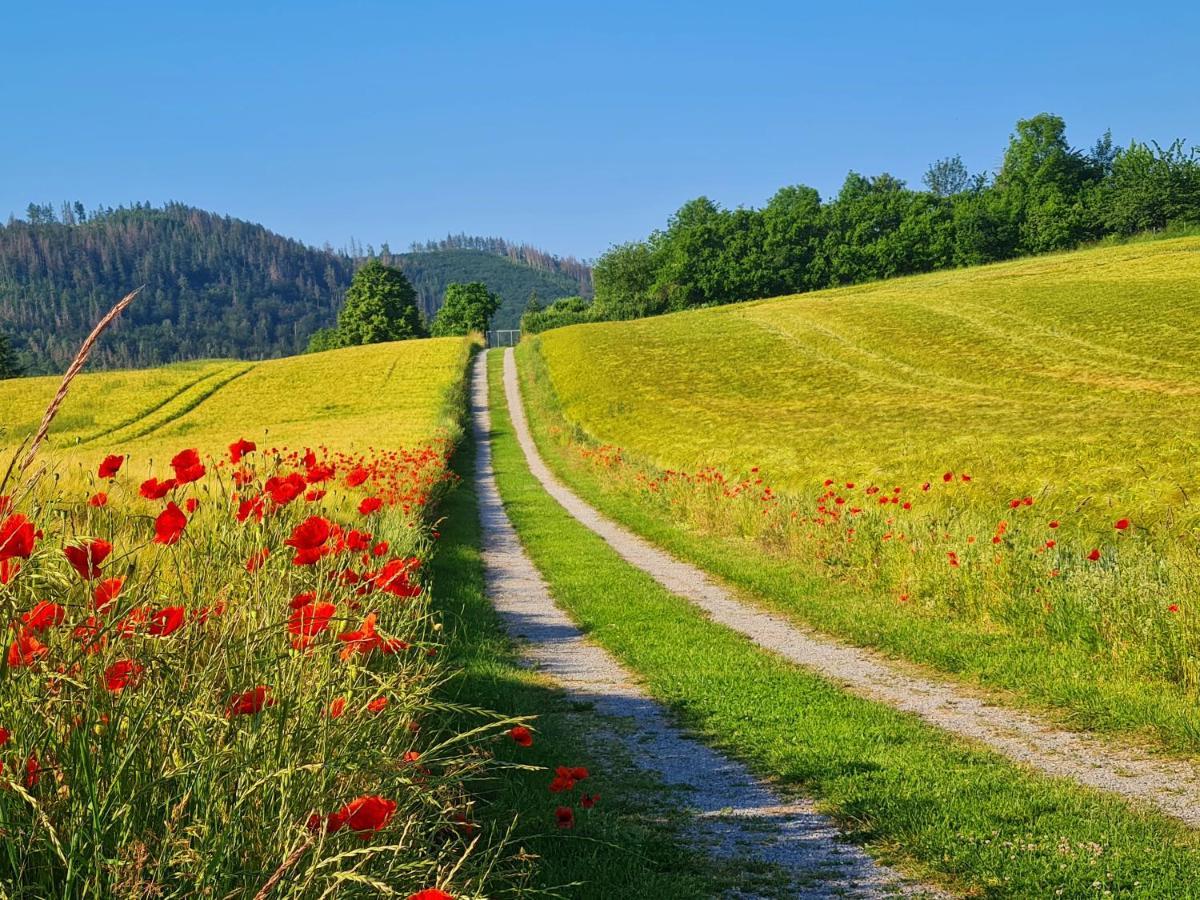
21 601 66 633
171 448 205 484
358 497 383 515
328 697 347 718
1114 518 1130 531
366 696 389 714
555 806 575 829
64 538 113 579
148 605 186 637
942 472 953 482
1168 603 1180 613
88 492 108 507
285 516 331 565
226 686 275 717
104 659 143 693
98 454 125 479
153 503 188 545
309 795 397 836
1048 520 1060 529
509 725 534 747
407 891 453 900
346 466 370 487
229 438 256 463
94 577 124 613
0 728 8 746
1087 548 1101 562
246 547 270 572
581 793 598 809
8 631 48 667
289 601 336 648
0 514 36 561
139 477 176 500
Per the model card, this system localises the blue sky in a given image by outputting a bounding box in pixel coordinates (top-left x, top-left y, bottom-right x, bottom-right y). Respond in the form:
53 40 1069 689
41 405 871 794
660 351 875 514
3 1 1197 259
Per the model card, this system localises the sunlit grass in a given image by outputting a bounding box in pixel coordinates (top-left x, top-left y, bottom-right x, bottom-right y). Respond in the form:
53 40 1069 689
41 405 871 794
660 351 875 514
523 237 1200 749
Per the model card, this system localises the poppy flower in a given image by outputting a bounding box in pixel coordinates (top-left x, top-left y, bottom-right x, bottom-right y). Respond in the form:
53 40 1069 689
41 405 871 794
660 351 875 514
21 601 65 633
1087 548 1101 561
98 454 125 479
310 795 397 836
580 793 598 809
1114 518 1130 531
338 612 380 658
328 697 347 718
88 492 108 507
555 806 574 829
285 516 331 565
509 725 533 747
139 477 176 500
8 631 48 667
171 448 205 484
1168 603 1180 613
366 696 388 714
0 514 36 562
942 472 953 482
1049 520 1060 529
0 559 20 585
229 438 257 463
24 755 39 788
265 473 307 505
226 686 274 717
245 547 270 572
185 498 200 514
94 577 124 613
0 728 8 747
407 891 453 900
236 495 266 524
289 601 336 648
372 558 421 598
358 497 383 516
305 463 335 484
148 605 186 637
154 503 188 545
104 659 143 693
64 538 113 579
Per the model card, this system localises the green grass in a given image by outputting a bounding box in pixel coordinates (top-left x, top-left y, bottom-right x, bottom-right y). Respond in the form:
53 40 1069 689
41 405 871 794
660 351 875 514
485 350 1200 898
427 413 748 898
520 237 1200 751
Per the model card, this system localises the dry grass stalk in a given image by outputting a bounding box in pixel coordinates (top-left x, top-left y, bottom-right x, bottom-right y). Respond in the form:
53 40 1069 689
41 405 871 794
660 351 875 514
18 287 142 475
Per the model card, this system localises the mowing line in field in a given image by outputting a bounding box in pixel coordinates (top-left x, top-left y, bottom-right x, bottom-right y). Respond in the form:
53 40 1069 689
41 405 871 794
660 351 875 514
501 347 1200 829
471 351 923 898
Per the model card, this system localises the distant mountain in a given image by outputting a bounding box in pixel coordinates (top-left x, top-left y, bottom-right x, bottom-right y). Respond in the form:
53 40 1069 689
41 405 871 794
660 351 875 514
0 203 590 373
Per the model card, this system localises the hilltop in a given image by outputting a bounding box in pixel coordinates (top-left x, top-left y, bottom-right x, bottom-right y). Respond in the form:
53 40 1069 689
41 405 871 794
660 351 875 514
0 203 588 373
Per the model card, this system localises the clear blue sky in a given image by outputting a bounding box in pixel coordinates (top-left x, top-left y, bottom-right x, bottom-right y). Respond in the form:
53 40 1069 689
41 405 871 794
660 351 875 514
3 1 1197 260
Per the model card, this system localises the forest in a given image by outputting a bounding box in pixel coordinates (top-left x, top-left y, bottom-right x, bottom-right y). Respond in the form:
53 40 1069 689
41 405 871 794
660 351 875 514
0 204 588 373
583 114 1200 322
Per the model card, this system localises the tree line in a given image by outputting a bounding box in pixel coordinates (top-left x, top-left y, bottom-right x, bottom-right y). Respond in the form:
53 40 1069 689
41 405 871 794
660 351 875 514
573 114 1200 324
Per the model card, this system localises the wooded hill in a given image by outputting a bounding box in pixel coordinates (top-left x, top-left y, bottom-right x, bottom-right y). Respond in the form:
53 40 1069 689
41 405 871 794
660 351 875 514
0 203 589 373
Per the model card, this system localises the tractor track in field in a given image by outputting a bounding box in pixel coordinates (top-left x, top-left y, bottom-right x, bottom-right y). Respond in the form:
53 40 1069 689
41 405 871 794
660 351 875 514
472 351 935 899
499 347 1200 830
98 363 256 445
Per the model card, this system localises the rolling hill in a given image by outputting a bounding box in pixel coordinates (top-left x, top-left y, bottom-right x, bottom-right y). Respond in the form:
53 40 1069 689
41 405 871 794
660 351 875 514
0 203 587 373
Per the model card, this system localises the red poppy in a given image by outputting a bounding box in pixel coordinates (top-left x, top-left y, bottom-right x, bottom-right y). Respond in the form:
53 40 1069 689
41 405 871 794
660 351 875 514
63 538 113 579
265 473 307 505
24 755 39 788
1048 520 1060 529
98 454 125 479
185 498 200 514
236 495 266 524
171 448 205 484
580 793 598 809
1114 518 1130 531
407 891 453 900
245 547 270 572
371 558 421 598
305 463 335 484
148 605 186 637
328 697 347 718
289 601 336 648
8 631 48 667
0 559 20 585
229 438 257 464
94 577 124 613
0 728 8 747
555 806 574 829
140 477 176 500
358 497 383 516
1087 548 1101 561
89 492 109 507
0 514 36 562
285 516 331 565
104 659 143 693
1168 603 1180 613
338 612 380 658
310 795 397 836
21 601 65 633
153 503 188 545
509 725 533 747
226 686 274 717
942 472 953 482
366 696 388 714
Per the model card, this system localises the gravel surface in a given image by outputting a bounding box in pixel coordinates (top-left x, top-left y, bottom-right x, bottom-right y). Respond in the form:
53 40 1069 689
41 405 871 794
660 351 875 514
502 347 1200 829
472 351 931 898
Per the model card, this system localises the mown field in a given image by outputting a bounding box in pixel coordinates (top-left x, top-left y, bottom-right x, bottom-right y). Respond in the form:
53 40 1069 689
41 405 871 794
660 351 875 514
0 336 522 897
521 236 1200 750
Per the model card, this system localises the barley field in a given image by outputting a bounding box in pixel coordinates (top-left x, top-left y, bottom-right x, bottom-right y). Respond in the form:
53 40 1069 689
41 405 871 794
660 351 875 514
522 236 1200 747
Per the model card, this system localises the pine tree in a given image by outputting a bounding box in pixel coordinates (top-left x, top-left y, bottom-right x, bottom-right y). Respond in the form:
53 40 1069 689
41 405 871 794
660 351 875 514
332 260 426 345
0 332 22 379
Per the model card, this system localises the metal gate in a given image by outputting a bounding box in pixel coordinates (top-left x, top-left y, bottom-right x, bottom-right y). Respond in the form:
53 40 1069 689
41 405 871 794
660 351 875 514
486 329 521 348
